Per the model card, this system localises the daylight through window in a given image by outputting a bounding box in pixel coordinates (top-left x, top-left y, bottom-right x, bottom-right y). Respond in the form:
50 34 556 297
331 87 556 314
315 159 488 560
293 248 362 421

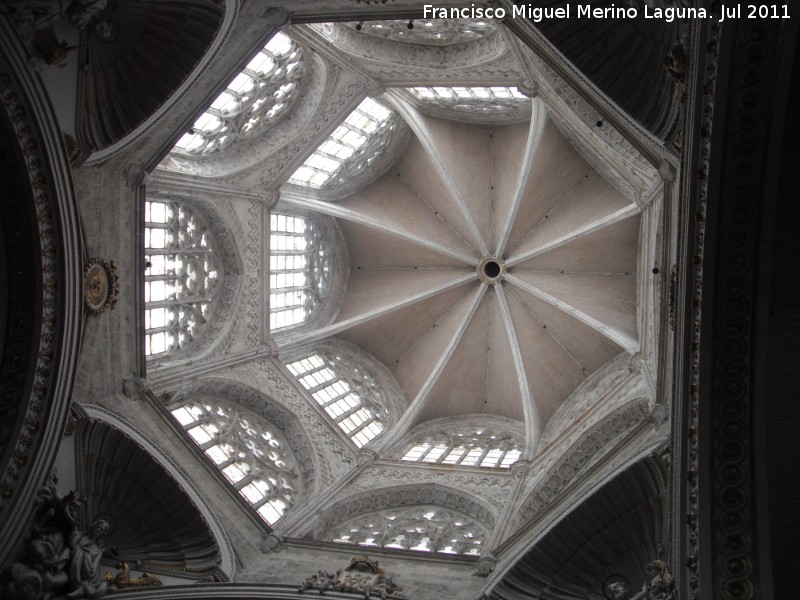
170 400 298 524
285 353 388 447
327 506 486 555
401 428 522 469
288 97 394 189
269 214 331 330
144 201 222 357
173 32 304 155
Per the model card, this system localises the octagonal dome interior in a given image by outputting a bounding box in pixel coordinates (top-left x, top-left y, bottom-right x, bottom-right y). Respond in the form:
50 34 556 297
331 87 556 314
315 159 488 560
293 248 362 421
279 94 644 459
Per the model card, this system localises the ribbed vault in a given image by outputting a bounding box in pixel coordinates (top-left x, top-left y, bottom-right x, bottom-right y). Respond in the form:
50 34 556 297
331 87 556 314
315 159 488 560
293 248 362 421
77 420 223 576
281 95 642 458
492 457 666 599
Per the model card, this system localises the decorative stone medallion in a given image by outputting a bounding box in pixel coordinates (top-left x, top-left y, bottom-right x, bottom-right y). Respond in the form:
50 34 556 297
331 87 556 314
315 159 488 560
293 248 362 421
84 258 119 314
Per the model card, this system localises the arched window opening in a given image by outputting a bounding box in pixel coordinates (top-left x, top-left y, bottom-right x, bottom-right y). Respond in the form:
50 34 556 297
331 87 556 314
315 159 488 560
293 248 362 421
144 200 222 357
408 86 528 118
401 428 522 469
173 32 304 155
327 506 486 555
288 97 395 189
170 400 298 525
269 213 331 330
285 353 388 447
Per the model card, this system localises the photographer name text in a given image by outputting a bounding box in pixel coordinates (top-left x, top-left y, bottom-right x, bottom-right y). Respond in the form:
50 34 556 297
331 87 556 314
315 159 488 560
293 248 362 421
422 4 790 23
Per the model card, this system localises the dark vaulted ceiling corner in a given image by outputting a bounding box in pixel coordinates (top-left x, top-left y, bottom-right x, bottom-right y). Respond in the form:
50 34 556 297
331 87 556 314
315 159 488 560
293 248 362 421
77 0 224 152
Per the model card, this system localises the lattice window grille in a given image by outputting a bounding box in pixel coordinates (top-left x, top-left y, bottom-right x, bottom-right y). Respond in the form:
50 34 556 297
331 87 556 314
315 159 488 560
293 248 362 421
144 201 222 357
328 506 485 555
401 428 522 469
170 400 297 525
285 353 388 447
408 86 528 116
269 214 332 330
173 32 304 155
288 97 395 189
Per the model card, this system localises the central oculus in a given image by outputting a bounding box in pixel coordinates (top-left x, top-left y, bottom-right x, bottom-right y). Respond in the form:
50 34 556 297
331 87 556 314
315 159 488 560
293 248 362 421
477 255 507 285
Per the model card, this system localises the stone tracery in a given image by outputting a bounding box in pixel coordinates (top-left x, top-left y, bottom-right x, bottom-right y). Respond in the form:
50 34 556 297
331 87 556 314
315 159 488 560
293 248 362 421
327 504 487 556
173 31 305 156
170 398 300 525
144 200 224 358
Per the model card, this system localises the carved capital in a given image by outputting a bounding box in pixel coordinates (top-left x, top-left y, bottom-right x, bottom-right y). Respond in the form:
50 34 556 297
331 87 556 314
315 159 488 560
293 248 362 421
259 532 285 554
473 553 496 577
356 449 379 468
518 78 539 98
659 161 677 183
262 8 290 27
260 190 280 209
121 377 152 401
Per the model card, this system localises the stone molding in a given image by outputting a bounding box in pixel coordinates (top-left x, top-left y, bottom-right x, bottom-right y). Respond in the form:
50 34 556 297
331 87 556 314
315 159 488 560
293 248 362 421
0 19 84 568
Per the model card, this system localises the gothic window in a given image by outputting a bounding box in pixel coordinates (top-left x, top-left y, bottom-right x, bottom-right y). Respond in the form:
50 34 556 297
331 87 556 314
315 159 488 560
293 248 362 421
343 18 497 45
400 428 522 469
144 200 222 357
408 86 529 118
170 400 298 525
172 32 304 155
327 506 486 555
269 213 331 330
285 353 388 447
288 97 395 189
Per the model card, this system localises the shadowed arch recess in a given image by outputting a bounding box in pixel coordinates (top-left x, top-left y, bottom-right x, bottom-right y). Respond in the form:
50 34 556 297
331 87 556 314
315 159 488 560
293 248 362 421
78 0 224 151
77 419 224 578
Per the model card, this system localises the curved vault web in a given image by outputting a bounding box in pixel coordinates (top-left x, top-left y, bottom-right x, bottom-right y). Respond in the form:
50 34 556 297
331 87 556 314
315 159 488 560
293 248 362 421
282 96 641 459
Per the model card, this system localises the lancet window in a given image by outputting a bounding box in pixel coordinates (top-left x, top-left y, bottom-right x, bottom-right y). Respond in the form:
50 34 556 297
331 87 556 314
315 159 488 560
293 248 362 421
401 428 522 469
408 86 528 118
285 353 388 447
144 200 222 357
172 32 304 155
269 213 331 330
170 400 298 525
327 506 486 555
288 97 395 189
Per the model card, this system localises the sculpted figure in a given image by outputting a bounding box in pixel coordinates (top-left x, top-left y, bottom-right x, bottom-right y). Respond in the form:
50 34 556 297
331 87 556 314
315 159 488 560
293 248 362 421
65 519 110 599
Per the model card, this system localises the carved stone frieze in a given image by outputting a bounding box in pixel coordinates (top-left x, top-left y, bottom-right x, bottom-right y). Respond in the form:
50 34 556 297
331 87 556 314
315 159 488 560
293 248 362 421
298 555 406 599
349 463 514 510
702 18 781 600
0 46 81 537
313 22 506 67
315 484 496 542
343 19 498 47
517 400 651 527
